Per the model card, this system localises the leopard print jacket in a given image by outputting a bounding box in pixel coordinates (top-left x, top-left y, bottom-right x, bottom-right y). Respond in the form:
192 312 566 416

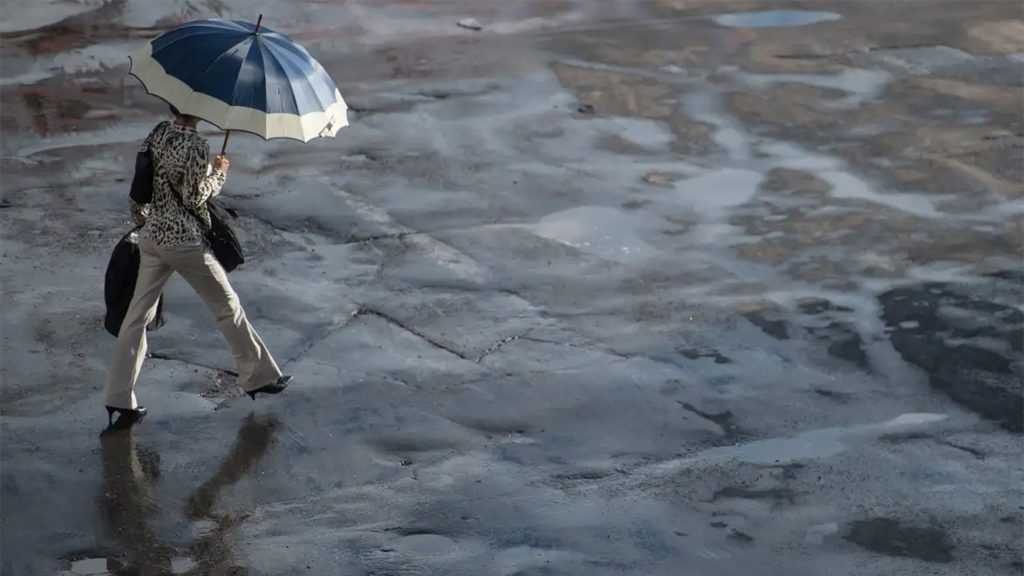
131 121 226 247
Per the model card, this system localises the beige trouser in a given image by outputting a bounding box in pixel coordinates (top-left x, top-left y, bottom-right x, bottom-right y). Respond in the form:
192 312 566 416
105 237 282 409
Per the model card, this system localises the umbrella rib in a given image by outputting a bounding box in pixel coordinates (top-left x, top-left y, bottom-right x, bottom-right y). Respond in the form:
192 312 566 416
265 36 339 109
265 42 333 115
188 37 253 107
151 25 240 51
257 41 300 117
223 38 262 120
263 44 317 115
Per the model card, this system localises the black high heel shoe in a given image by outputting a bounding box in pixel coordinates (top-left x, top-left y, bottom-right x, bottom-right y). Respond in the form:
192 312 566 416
247 375 292 400
105 406 148 431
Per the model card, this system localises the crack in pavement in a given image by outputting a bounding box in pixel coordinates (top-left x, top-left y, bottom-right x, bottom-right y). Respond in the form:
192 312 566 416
457 355 635 389
520 334 617 356
521 335 640 362
283 310 362 367
344 231 417 244
242 211 330 237
475 331 531 363
939 440 986 460
519 334 696 375
148 352 237 376
355 306 473 362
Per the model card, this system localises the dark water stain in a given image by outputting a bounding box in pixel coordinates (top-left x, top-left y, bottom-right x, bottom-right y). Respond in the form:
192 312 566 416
798 298 854 315
878 431 932 444
728 529 755 543
880 277 1023 432
742 311 789 340
678 347 732 364
825 332 869 369
775 463 805 481
986 270 1024 283
880 432 987 460
712 486 797 506
678 402 742 438
553 469 616 481
813 387 853 402
798 299 870 369
21 91 50 136
844 518 954 563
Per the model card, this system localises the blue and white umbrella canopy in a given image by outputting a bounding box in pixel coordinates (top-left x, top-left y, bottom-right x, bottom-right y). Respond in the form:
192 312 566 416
129 18 347 143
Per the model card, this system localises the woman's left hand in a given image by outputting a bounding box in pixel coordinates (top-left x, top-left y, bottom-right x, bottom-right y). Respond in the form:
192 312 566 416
213 155 230 174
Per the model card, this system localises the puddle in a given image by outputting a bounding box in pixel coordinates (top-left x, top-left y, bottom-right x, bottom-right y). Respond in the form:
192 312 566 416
680 413 947 466
733 68 892 109
845 518 955 563
681 86 941 221
530 206 658 262
712 10 841 29
683 90 751 161
171 557 199 574
65 557 117 575
62 555 195 575
804 522 840 545
674 169 763 215
871 46 975 75
759 141 943 218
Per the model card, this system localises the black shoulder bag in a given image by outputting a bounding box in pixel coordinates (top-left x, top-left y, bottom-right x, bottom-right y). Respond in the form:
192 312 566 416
174 186 243 270
171 173 245 273
130 147 154 204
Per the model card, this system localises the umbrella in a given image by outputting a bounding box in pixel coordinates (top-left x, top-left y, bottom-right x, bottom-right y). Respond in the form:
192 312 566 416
129 15 347 152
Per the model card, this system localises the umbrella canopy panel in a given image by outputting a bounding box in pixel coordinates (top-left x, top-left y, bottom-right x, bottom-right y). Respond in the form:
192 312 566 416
131 19 347 142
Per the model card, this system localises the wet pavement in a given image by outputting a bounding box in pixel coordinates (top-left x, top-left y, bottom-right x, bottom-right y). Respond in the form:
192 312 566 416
1 1 1022 575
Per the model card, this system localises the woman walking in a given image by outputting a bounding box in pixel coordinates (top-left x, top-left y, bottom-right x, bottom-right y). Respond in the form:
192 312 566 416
104 107 290 430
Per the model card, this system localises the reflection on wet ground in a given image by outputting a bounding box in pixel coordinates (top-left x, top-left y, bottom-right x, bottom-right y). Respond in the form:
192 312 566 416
95 432 174 575
711 11 842 29
62 416 279 575
2 0 1023 574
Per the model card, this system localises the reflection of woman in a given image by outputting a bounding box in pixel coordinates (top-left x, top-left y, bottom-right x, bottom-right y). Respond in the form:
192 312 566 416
99 433 173 572
187 414 280 519
99 415 279 573
186 415 279 574
103 106 290 429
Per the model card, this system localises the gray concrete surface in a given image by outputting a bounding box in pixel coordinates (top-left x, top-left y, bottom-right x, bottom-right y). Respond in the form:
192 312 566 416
1 1 1022 575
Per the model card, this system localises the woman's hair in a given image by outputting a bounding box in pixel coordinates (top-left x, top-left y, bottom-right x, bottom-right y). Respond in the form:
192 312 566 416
168 104 198 122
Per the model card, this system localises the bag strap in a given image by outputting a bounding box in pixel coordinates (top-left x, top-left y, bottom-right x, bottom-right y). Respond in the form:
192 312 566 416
121 224 144 243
